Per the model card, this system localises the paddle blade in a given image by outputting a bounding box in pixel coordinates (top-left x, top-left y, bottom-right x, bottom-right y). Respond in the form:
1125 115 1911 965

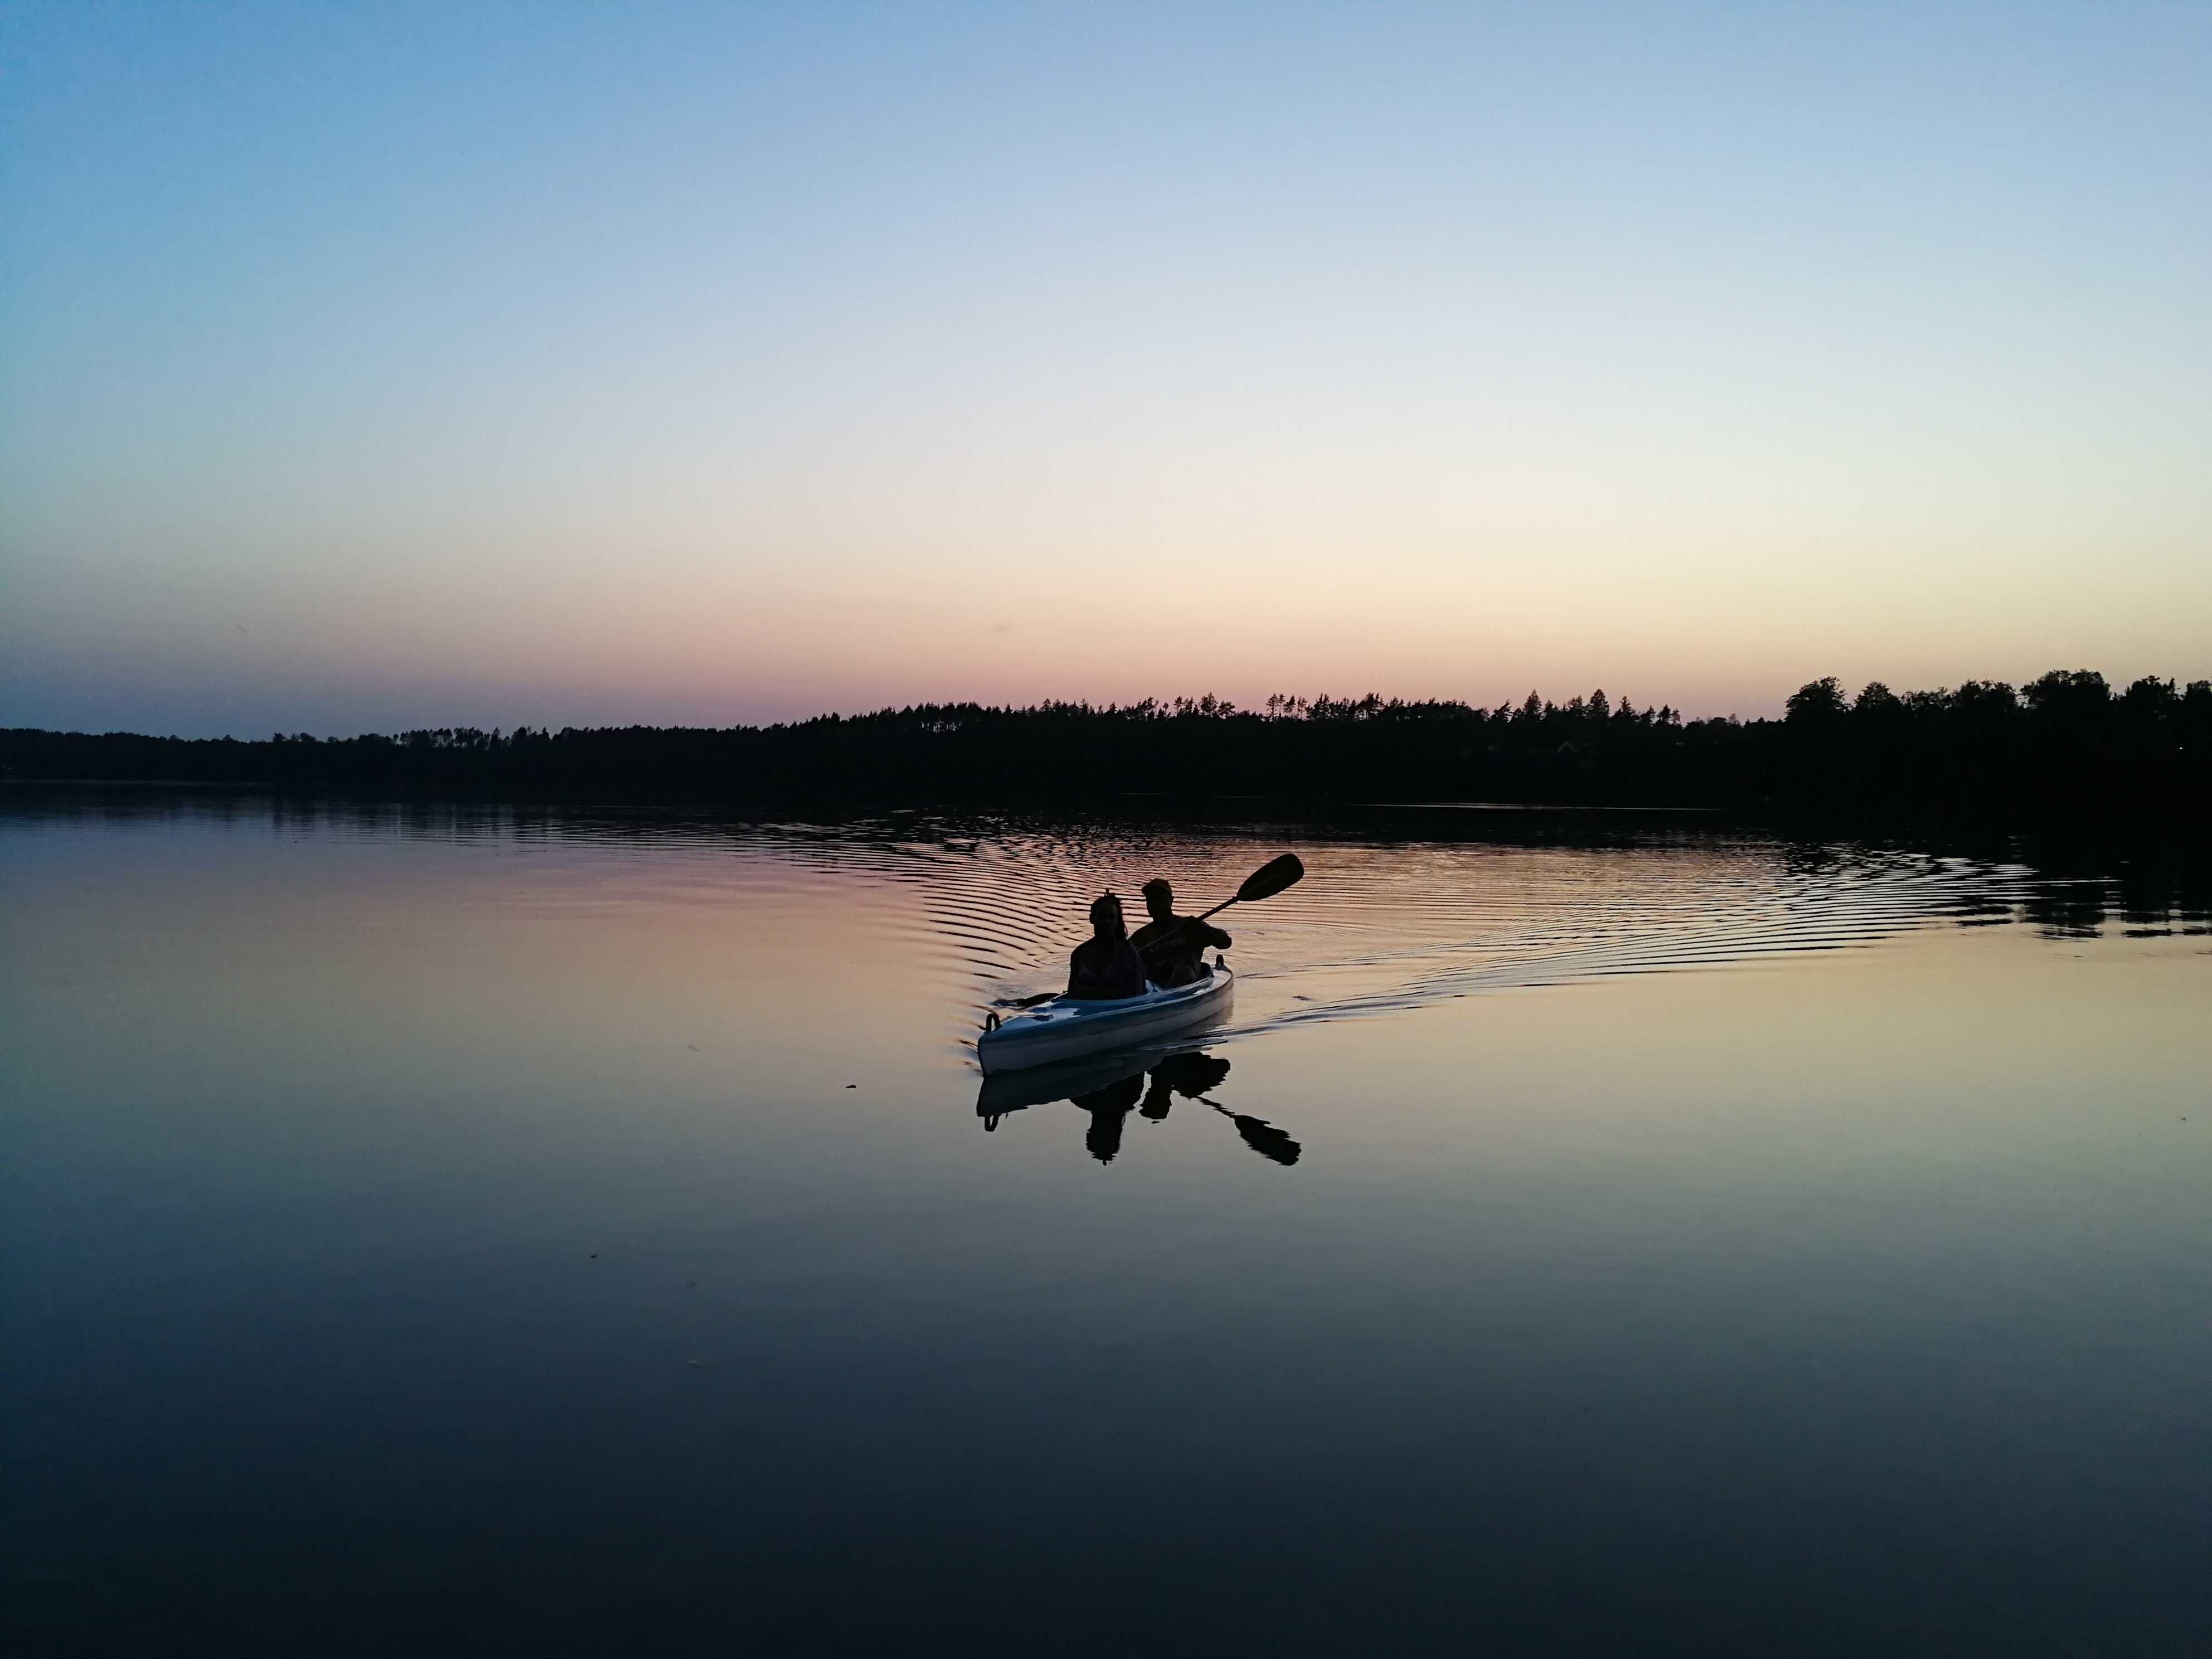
1236 853 1306 905
1211 1103 1302 1167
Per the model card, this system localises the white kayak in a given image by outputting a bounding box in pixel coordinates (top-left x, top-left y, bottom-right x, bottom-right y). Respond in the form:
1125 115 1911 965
978 963 1233 1075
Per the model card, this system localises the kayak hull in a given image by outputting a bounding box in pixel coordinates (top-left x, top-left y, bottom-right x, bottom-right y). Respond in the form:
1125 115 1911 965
978 965 1233 1074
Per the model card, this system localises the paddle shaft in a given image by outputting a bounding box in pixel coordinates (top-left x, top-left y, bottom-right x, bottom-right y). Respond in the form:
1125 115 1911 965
1144 894 1236 945
1167 852 1302 937
997 908 1224 1007
993 853 1303 1010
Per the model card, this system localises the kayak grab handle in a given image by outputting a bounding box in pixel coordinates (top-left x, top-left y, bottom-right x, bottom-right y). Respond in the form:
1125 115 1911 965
982 1011 1000 1033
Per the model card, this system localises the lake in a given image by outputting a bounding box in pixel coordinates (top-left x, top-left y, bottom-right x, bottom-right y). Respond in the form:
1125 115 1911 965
4 793 2209 1655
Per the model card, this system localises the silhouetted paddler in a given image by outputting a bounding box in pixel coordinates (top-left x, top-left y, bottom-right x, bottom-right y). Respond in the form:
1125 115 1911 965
1066 892 1147 1000
1131 878 1231 987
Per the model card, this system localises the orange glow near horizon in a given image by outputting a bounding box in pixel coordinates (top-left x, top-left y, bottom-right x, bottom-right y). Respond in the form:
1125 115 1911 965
3 6 2206 736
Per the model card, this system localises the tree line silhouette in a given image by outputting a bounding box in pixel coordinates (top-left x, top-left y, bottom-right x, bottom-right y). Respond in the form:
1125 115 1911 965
4 670 2206 828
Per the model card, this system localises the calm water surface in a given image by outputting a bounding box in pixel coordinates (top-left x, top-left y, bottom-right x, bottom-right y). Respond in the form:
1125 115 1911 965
4 795 2209 1655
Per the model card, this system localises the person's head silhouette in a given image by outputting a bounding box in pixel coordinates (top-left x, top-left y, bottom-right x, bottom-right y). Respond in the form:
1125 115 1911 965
1089 892 1127 940
1142 878 1174 924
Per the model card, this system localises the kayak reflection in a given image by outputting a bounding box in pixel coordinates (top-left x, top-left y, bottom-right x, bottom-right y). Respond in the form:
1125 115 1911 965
977 1049 1301 1167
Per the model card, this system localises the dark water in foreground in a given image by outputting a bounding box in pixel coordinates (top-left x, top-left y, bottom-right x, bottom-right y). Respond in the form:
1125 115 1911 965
4 795 2209 1656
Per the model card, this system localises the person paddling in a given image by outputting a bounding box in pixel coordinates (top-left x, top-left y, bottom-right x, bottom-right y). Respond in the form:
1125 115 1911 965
1066 892 1148 1000
1131 878 1231 988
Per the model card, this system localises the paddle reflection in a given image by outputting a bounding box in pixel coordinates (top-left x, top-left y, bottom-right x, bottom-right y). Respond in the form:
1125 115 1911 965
978 1049 1301 1167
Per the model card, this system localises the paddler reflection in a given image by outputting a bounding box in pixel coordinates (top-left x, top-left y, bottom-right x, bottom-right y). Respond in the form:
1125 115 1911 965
1069 1069 1143 1162
1137 1051 1230 1122
978 1049 1301 1167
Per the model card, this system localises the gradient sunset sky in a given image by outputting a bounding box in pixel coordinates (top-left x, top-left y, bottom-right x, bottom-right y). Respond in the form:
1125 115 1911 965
4 3 2207 736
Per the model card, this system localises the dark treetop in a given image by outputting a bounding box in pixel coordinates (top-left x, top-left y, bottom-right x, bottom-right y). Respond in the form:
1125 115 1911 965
5 671 2207 831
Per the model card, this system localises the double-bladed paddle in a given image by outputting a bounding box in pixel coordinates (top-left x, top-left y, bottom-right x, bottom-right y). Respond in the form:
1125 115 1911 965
1193 851 1307 923
991 852 1307 1008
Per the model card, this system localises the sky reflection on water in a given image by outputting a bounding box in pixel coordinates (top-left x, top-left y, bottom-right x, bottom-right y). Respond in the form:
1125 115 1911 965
3 795 2209 1655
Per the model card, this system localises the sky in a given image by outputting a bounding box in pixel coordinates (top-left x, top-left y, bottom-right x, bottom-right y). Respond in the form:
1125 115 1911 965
3 2 2208 737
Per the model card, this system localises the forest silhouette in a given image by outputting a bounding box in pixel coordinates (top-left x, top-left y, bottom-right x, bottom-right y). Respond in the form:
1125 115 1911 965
6 670 2206 830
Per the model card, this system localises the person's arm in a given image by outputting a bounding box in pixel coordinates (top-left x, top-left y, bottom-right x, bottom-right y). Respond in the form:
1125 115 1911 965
1130 921 1171 971
1134 916 1220 957
1066 945 1088 998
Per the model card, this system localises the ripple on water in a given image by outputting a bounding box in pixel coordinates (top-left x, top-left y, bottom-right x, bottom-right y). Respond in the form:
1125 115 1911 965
836 829 2049 1056
0 793 2104 1060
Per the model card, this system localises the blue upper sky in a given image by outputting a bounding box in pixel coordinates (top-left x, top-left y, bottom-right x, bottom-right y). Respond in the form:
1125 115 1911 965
4 3 2206 735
